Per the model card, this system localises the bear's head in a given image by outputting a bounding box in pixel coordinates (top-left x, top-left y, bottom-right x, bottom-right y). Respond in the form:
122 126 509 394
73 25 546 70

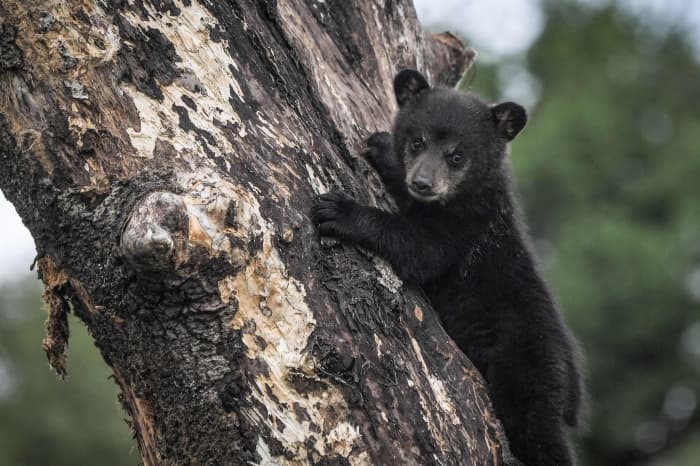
392 69 527 204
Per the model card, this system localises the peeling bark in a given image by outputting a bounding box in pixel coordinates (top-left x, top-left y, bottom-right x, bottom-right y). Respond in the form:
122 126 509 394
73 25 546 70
0 1 516 464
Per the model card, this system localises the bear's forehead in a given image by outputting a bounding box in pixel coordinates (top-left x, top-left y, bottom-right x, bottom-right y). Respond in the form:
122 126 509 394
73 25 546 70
409 90 492 136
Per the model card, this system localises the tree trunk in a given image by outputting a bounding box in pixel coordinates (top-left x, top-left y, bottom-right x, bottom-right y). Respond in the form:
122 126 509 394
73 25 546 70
0 1 515 464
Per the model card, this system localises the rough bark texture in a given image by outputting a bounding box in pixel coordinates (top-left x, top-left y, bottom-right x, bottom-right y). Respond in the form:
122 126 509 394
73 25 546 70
0 1 515 464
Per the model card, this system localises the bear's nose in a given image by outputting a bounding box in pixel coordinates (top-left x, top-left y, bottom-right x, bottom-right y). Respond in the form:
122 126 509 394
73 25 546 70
411 176 433 193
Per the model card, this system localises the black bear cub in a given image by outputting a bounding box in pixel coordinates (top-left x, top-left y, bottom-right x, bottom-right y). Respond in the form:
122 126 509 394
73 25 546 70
312 69 583 466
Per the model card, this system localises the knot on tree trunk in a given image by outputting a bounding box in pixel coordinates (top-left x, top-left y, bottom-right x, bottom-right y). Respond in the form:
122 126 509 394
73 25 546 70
120 191 189 274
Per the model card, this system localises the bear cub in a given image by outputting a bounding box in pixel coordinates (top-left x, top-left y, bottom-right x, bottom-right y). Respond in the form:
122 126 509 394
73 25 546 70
311 69 584 466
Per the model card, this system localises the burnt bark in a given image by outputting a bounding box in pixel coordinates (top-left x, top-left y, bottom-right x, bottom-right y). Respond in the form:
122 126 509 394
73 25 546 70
0 1 515 464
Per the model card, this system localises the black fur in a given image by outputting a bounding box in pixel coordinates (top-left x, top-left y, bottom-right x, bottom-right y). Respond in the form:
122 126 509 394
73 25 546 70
311 69 584 466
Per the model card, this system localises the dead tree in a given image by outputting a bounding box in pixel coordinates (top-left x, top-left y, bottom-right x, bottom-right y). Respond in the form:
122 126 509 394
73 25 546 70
0 1 515 464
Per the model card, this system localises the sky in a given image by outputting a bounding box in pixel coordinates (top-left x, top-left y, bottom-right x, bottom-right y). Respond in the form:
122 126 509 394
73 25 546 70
0 194 36 283
414 0 544 59
2 0 700 284
413 0 700 60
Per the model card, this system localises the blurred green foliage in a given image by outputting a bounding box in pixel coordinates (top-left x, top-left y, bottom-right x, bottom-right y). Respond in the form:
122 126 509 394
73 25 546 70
464 2 700 465
0 280 135 465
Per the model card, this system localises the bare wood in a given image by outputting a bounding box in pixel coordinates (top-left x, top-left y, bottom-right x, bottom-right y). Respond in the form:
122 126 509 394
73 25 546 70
0 1 514 464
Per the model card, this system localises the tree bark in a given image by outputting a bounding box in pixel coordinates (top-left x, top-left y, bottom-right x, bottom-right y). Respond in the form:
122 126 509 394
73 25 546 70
0 1 515 464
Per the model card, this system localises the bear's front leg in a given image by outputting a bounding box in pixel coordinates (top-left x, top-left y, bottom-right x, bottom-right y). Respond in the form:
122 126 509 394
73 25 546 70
362 132 411 210
310 192 363 240
311 192 457 285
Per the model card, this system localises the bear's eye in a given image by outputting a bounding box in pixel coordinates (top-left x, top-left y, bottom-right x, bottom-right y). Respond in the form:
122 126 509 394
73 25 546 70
447 152 465 166
411 137 425 151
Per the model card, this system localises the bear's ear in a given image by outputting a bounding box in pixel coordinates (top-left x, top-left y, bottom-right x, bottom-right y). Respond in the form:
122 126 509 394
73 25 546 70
492 102 527 141
394 69 430 107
